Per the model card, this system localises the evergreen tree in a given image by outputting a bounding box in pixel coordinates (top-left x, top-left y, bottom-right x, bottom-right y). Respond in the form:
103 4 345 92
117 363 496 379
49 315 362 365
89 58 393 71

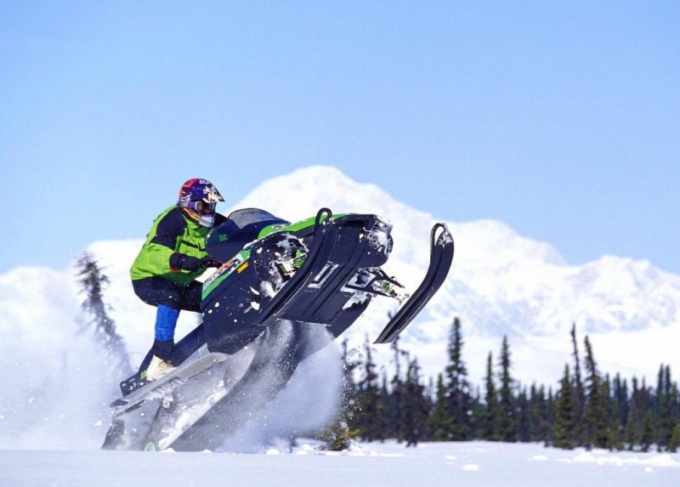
427 373 452 441
640 409 656 453
389 338 406 442
482 352 499 441
554 364 577 449
669 381 680 452
316 339 358 451
612 374 629 434
528 384 550 443
402 358 428 446
583 336 608 449
545 387 555 445
655 365 673 450
469 386 485 440
354 338 385 442
497 336 516 442
444 318 473 440
516 387 531 442
669 424 680 453
570 324 586 445
317 339 359 450
380 371 397 439
76 252 132 375
625 377 645 450
604 375 624 451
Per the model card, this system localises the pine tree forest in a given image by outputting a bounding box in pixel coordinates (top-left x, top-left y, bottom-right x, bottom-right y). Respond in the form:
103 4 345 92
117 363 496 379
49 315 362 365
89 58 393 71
337 318 680 452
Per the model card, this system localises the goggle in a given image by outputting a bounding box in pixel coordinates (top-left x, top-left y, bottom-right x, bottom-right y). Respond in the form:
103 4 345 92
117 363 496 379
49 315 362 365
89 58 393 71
190 199 216 215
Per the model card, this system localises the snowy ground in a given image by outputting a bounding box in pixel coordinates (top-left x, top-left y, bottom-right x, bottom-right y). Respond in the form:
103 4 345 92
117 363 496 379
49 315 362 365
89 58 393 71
1 328 678 486
2 322 679 487
2 440 679 487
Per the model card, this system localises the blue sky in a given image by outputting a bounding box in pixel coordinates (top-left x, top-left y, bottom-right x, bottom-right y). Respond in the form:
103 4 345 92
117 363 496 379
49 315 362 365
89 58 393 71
2 1 679 274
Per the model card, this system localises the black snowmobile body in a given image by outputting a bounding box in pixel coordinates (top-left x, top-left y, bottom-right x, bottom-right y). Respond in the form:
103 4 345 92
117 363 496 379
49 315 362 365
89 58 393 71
103 208 454 452
200 208 392 355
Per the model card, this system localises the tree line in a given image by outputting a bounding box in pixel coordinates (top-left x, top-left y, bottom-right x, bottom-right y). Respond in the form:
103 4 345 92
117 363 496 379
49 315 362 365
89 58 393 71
322 318 680 452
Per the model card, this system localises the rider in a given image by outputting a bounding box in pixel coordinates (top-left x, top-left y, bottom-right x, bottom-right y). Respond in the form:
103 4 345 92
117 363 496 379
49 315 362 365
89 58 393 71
130 178 226 381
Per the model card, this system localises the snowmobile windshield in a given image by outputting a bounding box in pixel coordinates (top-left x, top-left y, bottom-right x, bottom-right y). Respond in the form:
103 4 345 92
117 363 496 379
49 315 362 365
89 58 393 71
206 208 290 262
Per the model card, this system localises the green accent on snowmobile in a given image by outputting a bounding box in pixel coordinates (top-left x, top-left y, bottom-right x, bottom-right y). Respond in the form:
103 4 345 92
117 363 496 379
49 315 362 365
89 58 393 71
201 249 251 300
256 222 291 240
201 213 350 301
256 212 347 239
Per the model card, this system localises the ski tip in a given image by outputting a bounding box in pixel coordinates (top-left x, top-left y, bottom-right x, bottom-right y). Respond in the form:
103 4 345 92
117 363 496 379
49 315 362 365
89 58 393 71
432 222 453 246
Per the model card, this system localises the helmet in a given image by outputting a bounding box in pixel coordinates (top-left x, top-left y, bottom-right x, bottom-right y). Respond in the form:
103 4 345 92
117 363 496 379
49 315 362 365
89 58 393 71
178 178 224 228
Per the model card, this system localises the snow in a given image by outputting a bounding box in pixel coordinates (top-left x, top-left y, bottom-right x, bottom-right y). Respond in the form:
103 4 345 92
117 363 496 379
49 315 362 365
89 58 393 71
1 441 679 487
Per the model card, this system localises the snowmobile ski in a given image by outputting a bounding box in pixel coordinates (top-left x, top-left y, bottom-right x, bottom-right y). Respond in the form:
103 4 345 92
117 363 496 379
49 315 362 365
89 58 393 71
374 223 454 344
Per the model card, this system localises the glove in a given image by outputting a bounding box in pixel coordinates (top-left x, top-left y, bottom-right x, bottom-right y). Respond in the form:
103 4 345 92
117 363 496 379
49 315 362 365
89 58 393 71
151 339 174 362
201 257 222 268
170 252 203 272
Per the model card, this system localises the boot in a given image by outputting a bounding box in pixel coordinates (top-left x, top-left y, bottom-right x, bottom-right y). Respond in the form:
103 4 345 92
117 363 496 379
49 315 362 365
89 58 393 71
146 355 175 381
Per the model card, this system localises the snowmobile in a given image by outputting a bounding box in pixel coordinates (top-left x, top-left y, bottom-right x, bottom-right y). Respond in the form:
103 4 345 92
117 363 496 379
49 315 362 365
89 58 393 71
102 207 454 452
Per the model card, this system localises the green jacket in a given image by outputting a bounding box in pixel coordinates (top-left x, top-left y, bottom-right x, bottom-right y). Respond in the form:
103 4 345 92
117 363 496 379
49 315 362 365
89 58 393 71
130 206 212 287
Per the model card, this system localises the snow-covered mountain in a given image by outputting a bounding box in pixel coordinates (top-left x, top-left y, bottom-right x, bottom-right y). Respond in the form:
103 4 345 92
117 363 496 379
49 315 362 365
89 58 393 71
1 166 679 447
230 166 680 385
